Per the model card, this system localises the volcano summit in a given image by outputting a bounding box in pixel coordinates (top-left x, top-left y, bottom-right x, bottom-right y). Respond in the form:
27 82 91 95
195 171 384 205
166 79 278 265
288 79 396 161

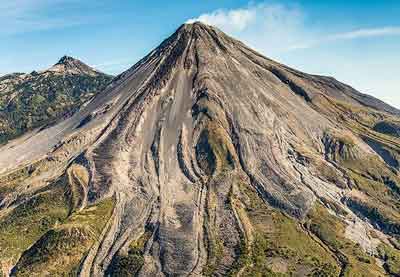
1 23 400 276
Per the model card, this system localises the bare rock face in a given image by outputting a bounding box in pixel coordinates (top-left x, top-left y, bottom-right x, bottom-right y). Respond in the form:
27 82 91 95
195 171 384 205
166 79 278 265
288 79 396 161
48 56 104 76
1 23 400 276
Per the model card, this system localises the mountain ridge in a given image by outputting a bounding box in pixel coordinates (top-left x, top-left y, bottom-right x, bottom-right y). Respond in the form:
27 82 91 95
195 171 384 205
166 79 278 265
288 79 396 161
47 55 106 76
0 56 113 144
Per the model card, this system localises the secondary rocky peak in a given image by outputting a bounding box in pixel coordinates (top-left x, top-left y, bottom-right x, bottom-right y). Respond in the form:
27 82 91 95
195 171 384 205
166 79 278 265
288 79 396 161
56 55 80 65
47 55 101 76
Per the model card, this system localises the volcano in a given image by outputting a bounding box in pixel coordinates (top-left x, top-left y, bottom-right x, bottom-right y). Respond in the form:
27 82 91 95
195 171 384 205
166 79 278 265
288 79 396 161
1 22 400 276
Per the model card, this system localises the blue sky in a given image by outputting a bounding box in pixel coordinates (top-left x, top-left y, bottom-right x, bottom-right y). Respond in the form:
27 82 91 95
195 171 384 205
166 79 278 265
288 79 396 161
2 0 400 107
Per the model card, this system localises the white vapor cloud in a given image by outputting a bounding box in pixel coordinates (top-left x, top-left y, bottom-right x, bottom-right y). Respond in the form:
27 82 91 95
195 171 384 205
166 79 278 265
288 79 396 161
187 3 309 55
187 8 255 32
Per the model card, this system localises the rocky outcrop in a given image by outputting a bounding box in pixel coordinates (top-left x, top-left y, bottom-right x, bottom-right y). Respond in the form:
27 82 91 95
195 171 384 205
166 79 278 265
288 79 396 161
49 56 104 76
373 120 400 137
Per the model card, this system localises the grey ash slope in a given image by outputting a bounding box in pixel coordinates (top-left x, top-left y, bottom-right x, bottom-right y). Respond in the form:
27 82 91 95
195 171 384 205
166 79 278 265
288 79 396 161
1 23 400 276
271 63 400 116
0 56 113 144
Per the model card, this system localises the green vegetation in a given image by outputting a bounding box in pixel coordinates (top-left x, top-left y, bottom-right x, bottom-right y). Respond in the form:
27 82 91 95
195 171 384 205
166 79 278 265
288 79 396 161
340 155 400 237
307 203 386 276
316 96 400 169
242 233 287 277
237 182 340 276
196 119 241 275
202 185 224 276
196 121 235 176
12 227 92 276
377 243 400 275
311 96 400 276
62 197 114 236
0 182 70 266
0 164 37 198
106 229 152 276
11 197 115 276
0 72 112 144
0 160 111 275
203 231 224 276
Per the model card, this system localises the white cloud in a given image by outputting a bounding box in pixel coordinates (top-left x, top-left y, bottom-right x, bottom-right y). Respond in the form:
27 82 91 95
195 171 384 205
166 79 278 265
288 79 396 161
290 27 400 50
0 0 93 35
187 3 310 56
331 27 400 40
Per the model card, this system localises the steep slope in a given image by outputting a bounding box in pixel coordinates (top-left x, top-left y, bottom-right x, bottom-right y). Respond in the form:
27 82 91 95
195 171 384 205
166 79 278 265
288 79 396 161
1 23 400 276
0 56 113 144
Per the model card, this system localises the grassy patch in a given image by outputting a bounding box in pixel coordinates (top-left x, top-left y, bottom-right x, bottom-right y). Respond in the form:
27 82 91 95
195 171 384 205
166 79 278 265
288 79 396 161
106 229 152 276
341 155 400 231
307 203 386 276
11 197 114 276
237 182 340 276
61 197 114 236
0 72 112 144
378 243 400 275
196 121 235 176
12 227 93 276
0 162 41 197
0 183 69 266
202 186 224 276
